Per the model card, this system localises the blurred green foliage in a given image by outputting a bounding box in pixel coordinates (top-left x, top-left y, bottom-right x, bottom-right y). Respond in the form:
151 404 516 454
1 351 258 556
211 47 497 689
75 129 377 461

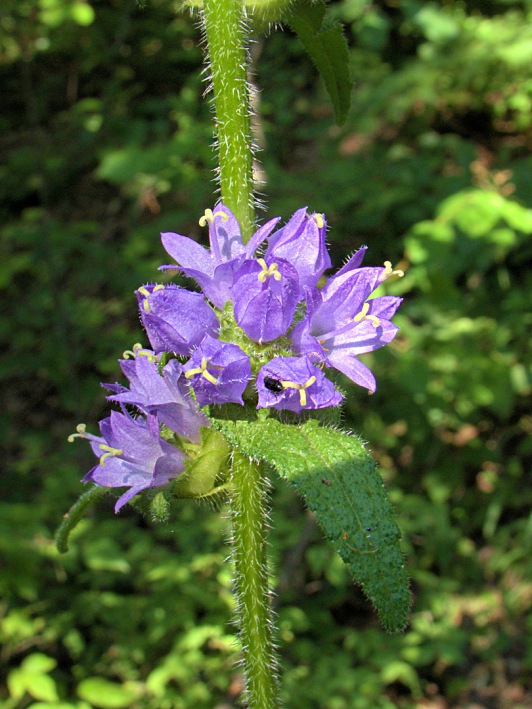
1 0 530 707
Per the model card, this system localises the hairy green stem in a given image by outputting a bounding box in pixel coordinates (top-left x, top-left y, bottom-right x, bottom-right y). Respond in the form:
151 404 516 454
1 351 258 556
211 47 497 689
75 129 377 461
202 0 255 243
230 451 280 708
201 4 279 702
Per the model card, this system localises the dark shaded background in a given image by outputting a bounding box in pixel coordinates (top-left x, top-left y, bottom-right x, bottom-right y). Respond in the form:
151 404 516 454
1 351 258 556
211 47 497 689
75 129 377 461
1 1 530 707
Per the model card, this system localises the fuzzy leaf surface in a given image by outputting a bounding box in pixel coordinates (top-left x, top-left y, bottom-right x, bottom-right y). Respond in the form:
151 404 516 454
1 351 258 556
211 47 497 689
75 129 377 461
214 417 409 632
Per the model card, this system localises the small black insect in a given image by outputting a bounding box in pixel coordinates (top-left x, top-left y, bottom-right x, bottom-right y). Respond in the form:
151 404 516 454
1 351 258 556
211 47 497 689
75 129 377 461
264 376 284 393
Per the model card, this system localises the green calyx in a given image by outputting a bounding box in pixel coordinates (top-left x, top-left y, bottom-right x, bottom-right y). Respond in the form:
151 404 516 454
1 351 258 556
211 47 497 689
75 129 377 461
173 427 232 499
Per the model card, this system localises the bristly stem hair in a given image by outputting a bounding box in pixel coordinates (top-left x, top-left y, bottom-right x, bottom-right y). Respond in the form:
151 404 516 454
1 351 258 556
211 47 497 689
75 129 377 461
202 0 256 244
229 452 281 707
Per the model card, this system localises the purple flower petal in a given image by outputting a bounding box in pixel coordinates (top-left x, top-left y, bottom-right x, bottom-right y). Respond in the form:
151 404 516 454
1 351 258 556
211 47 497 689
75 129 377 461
233 258 300 342
160 205 245 308
107 349 209 442
334 246 368 277
257 356 342 414
136 283 219 355
184 335 251 406
205 204 245 262
266 208 332 288
245 216 281 256
161 232 214 277
76 411 185 512
291 257 403 391
161 207 282 309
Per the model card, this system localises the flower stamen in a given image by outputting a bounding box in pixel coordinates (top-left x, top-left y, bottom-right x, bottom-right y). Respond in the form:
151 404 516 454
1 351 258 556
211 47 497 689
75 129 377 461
257 258 282 283
313 213 325 229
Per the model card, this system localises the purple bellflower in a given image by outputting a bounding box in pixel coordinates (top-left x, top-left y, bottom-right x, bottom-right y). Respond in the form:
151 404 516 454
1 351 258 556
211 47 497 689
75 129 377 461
69 411 185 512
291 254 403 392
161 204 280 309
232 257 300 343
184 335 251 406
105 345 208 443
136 283 219 355
257 356 343 414
265 207 331 288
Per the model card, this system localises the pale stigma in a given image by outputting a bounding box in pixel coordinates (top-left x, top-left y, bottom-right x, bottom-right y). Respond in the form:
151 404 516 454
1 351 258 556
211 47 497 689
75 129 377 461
98 443 123 466
257 258 282 283
354 302 381 327
185 356 219 385
280 375 317 407
199 208 229 226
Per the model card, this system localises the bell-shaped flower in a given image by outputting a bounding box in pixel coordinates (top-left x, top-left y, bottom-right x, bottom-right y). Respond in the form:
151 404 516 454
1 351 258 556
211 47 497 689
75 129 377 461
265 207 332 288
105 346 208 443
136 283 219 355
232 257 300 343
183 335 251 406
161 204 280 309
291 259 403 392
70 412 185 512
256 355 342 414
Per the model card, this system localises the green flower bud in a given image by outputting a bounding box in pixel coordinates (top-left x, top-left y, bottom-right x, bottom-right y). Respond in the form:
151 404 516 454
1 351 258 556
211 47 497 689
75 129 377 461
173 428 231 498
245 0 294 31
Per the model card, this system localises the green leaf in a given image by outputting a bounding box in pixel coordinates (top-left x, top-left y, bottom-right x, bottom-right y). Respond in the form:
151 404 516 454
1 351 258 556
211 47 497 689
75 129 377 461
77 678 141 708
215 418 410 632
7 668 26 700
28 704 91 709
23 673 59 702
287 1 352 125
7 654 59 703
21 653 57 674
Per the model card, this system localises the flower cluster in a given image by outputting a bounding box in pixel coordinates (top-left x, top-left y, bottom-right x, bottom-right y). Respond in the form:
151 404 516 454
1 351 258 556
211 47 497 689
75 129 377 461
70 205 402 509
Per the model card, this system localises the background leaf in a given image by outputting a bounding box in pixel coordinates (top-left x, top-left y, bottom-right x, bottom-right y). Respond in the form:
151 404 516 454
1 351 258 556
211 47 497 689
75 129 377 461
77 678 141 708
287 0 352 125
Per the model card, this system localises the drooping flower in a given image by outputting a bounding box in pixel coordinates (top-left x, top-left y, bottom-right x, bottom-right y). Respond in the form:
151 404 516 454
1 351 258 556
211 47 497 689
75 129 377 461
105 345 208 443
69 412 185 512
291 256 403 392
184 335 251 406
265 207 332 288
257 355 342 414
136 283 219 355
232 257 300 343
161 204 280 309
